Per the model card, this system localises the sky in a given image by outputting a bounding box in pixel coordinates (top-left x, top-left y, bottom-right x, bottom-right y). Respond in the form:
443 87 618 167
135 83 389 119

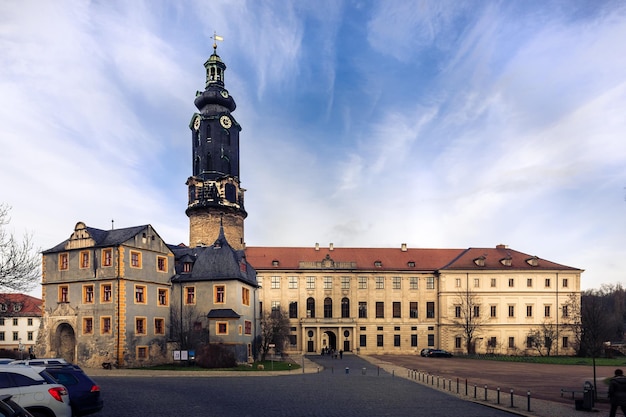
1 0 625 295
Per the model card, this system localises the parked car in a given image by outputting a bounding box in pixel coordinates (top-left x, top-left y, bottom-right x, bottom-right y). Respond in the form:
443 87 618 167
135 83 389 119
9 359 68 367
44 365 103 416
0 365 71 417
420 348 433 357
0 394 34 417
427 349 453 358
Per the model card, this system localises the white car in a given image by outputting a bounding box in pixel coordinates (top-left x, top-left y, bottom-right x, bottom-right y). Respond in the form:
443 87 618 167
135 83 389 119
9 359 68 366
0 365 71 417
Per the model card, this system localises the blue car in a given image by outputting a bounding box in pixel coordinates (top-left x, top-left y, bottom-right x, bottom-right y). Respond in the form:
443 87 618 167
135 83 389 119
44 365 103 417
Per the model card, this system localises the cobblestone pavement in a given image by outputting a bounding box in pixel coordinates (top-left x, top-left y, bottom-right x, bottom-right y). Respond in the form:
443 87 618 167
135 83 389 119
89 354 520 417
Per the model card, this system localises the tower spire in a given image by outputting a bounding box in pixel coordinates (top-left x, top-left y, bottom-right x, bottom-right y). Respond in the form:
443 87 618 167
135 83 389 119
211 31 223 53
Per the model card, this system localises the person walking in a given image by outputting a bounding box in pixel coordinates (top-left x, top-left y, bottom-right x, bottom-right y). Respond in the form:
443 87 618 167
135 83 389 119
609 369 626 417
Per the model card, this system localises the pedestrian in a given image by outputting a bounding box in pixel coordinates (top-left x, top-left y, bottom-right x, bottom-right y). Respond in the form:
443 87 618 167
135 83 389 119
339 349 343 359
609 369 626 417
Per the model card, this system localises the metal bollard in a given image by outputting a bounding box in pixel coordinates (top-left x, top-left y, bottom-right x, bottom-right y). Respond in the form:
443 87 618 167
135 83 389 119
362 367 366 375
497 387 500 404
456 378 459 394
345 367 349 375
474 385 477 398
510 389 514 408
527 391 531 412
485 385 488 401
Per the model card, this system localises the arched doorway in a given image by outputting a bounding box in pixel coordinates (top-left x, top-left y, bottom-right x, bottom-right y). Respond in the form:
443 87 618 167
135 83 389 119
322 330 337 351
54 323 76 363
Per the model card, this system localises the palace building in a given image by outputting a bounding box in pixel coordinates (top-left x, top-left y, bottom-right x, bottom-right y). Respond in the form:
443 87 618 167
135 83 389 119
37 44 581 367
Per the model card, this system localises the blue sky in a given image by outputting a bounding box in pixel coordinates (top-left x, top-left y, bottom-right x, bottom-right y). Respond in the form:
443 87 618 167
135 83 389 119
1 1 625 293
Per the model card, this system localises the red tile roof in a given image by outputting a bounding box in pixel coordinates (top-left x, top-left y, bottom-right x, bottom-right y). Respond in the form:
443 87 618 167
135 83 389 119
245 245 580 272
0 293 42 316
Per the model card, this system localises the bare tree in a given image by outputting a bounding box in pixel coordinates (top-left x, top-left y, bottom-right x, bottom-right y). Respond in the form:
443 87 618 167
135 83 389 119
526 320 558 356
451 289 487 354
259 308 290 361
562 292 584 355
169 303 207 351
0 204 39 294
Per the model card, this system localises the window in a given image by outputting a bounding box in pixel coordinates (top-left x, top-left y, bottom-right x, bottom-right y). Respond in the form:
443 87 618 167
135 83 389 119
323 297 332 318
242 287 250 306
526 337 533 348
306 297 315 318
411 334 418 347
185 287 195 305
375 277 384 289
271 301 280 312
12 318 17 326
288 276 298 289
183 262 192 273
102 249 112 267
341 276 350 289
527 278 533 287
490 278 497 288
27 318 33 326
392 277 401 289
358 276 368 289
454 305 461 318
135 285 146 304
426 277 435 290
101 284 112 302
83 317 93 335
455 278 461 288
130 251 142 268
455 337 462 349
409 277 418 289
12 332 18 341
472 305 480 318
341 298 350 318
526 305 533 317
473 278 480 288
428 334 434 347
59 253 69 271
214 285 225 303
0 318 4 325
377 334 384 347
426 302 435 318
490 305 497 318
375 302 384 318
562 278 568 288
157 256 167 272
216 322 228 335
488 337 497 348
358 302 367 318
289 301 298 318
393 302 401 318
545 278 551 287
154 318 165 335
508 278 514 287
562 305 569 318
410 302 418 318
244 320 252 335
562 336 569 348
27 331 33 341
508 305 515 317
509 337 515 349
544 305 551 317
137 346 147 360
158 288 168 306
101 317 111 334
271 276 280 289
80 251 90 269
0 332 3 341
288 335 296 346
360 334 367 347
83 285 94 303
59 285 69 303
394 334 401 347
324 276 332 289
306 276 315 289
12 303 21 312
136 317 146 335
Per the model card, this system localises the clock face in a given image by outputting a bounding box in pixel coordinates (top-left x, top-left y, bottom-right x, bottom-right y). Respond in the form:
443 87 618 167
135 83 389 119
220 115 232 129
220 90 229 98
193 116 201 130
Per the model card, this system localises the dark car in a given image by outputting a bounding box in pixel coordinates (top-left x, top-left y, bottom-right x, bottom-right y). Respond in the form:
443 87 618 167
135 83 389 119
420 348 433 357
427 349 453 358
44 365 103 417
0 394 34 417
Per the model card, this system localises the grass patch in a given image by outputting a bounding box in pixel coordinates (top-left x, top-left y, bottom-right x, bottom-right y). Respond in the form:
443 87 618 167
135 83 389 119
133 360 301 372
461 355 626 366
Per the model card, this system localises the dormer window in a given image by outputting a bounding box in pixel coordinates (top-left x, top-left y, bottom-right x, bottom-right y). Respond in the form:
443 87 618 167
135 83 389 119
272 260 279 267
500 257 512 267
526 257 539 267
473 256 486 267
407 261 415 268
183 262 192 273
374 261 382 268
0 304 6 312
13 303 22 312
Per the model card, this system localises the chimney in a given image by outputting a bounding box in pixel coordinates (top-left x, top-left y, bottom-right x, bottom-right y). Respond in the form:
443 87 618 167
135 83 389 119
329 243 334 251
315 243 320 251
496 244 508 249
401 243 407 252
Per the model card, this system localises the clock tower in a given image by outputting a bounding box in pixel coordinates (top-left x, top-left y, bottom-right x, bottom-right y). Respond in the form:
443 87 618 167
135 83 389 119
186 39 247 250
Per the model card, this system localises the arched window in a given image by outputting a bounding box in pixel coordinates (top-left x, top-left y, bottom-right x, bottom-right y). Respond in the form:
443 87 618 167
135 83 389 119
324 297 333 318
194 156 201 176
306 297 315 318
341 297 350 318
206 152 213 172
